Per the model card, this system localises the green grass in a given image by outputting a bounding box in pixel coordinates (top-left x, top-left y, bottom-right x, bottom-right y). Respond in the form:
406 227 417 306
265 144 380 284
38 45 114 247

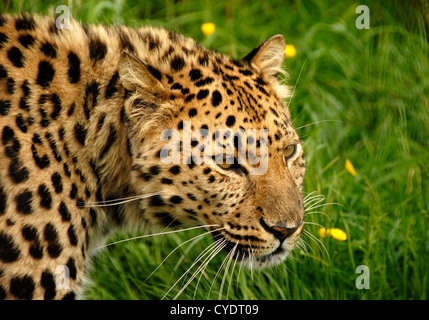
3 0 428 300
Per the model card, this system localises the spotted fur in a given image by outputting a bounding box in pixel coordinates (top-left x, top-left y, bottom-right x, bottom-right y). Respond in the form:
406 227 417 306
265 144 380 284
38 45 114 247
0 14 305 300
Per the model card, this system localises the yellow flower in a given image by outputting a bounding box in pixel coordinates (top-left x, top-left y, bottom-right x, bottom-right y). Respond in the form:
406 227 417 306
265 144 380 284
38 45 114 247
285 44 297 58
201 22 216 37
345 158 358 177
318 227 347 241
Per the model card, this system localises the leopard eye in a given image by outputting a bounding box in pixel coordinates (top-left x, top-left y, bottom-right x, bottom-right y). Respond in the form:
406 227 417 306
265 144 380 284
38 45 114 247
218 163 233 170
284 145 296 160
216 155 235 170
216 156 248 175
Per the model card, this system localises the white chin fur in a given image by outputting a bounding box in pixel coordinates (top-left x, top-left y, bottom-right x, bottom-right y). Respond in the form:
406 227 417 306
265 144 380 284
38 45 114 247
239 247 291 270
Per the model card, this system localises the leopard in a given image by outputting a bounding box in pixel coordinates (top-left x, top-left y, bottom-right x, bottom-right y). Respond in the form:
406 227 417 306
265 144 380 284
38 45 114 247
0 13 306 300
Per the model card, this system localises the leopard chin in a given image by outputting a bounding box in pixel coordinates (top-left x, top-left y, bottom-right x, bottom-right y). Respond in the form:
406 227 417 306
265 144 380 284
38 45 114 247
211 229 298 270
241 245 292 270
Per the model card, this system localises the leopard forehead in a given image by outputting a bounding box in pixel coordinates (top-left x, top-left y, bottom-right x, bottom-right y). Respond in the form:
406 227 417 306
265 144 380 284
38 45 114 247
0 13 305 300
164 60 294 135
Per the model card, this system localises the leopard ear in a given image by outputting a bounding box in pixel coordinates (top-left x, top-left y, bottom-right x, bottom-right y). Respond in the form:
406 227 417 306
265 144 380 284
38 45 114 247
242 34 286 79
118 51 166 95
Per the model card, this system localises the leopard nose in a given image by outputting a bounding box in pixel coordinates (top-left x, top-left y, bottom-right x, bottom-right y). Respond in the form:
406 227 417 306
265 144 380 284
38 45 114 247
259 218 302 241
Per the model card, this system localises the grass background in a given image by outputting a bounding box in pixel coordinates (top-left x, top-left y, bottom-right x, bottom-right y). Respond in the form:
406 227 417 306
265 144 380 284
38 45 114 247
2 0 428 300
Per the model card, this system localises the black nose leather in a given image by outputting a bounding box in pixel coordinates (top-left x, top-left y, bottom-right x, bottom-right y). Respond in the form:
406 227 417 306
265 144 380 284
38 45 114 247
259 218 302 241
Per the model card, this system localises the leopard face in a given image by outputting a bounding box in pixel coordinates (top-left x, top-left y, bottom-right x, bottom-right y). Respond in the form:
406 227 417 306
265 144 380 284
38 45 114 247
120 35 305 269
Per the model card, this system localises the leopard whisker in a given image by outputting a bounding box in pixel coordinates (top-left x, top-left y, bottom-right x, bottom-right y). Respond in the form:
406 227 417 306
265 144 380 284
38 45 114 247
295 119 342 131
83 192 161 207
303 190 319 199
304 194 325 208
304 193 325 204
197 239 228 299
295 238 309 254
303 192 335 221
304 210 331 217
187 241 224 300
303 193 319 204
305 212 331 222
142 227 225 284
235 251 245 290
192 255 210 300
192 236 225 299
170 238 227 300
247 239 255 280
226 246 239 300
166 239 220 299
218 241 238 300
94 224 219 250
304 197 327 214
297 236 320 258
302 229 330 261
305 201 342 213
208 240 233 299
170 239 226 299
304 221 325 228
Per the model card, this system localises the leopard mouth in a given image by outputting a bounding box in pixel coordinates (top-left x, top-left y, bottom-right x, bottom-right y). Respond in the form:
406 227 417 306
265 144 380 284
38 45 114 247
211 230 291 269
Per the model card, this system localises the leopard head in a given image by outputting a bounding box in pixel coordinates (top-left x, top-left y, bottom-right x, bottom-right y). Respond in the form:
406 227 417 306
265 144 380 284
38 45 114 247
118 33 305 268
